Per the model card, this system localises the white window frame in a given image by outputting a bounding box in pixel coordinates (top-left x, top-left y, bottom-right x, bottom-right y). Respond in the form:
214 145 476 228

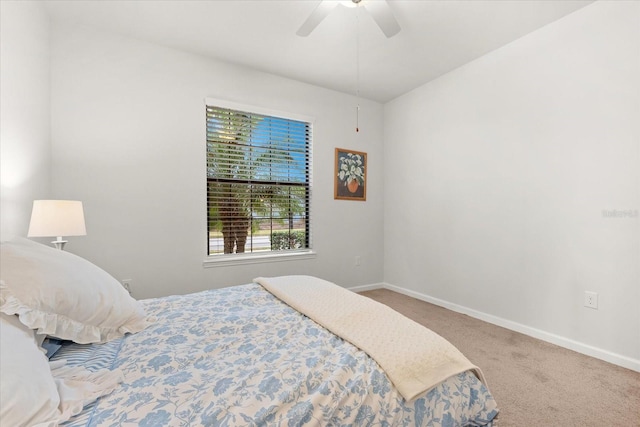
203 98 315 267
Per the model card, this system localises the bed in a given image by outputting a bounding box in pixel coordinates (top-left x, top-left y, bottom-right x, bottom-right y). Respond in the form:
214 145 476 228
0 239 498 427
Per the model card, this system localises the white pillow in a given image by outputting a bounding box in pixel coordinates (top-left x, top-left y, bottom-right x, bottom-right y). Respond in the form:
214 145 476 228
0 238 149 344
0 313 61 427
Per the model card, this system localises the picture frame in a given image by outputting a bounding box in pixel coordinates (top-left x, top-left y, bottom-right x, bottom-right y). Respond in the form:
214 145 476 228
334 148 367 201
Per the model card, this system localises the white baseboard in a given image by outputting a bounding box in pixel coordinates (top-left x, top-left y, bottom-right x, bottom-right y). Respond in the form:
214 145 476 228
347 283 385 293
350 281 640 373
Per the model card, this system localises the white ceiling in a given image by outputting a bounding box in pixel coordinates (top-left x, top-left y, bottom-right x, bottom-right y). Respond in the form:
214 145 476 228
43 0 593 103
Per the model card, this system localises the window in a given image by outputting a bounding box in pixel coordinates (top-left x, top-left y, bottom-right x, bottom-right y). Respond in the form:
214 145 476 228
206 101 311 257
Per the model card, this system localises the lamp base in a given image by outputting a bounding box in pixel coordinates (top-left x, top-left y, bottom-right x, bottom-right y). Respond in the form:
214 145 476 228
51 237 68 251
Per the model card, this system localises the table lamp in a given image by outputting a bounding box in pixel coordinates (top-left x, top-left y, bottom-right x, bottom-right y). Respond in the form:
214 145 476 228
27 200 87 250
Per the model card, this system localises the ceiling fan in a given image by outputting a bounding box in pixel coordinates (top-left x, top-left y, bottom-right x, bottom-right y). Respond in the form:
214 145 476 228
296 0 401 38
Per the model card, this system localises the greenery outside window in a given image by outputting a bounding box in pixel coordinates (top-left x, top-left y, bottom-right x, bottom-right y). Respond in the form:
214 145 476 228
206 101 312 257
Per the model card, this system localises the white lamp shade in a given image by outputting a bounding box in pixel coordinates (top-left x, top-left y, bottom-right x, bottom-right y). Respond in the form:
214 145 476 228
27 200 87 237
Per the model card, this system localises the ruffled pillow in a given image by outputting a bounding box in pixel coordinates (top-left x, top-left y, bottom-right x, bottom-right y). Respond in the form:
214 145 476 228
0 313 61 426
1 313 124 426
0 238 150 344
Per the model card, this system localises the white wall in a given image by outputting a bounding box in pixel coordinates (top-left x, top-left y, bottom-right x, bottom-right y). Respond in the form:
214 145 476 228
50 24 384 298
0 1 51 240
384 1 639 366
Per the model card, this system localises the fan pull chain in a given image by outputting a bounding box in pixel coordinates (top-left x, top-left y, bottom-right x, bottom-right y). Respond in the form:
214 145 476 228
355 5 361 133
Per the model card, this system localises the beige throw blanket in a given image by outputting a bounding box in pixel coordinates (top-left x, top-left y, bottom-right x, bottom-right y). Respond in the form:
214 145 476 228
254 275 486 402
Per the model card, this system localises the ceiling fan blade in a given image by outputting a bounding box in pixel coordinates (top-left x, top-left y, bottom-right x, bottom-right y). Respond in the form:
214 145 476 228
363 0 401 38
296 1 339 37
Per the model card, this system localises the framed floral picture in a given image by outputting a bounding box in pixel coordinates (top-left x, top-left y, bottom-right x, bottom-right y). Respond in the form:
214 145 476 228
334 148 367 201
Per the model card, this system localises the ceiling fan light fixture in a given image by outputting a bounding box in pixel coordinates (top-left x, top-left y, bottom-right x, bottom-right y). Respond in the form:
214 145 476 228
297 0 400 38
341 0 362 8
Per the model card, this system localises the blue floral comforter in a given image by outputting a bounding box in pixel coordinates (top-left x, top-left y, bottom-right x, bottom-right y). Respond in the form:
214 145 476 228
59 283 498 426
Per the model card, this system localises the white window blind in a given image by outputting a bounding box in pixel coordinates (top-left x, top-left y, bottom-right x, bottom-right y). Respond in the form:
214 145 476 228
206 103 311 256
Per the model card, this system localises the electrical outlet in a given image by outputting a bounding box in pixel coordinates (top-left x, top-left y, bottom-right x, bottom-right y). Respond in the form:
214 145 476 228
355 256 361 267
584 291 598 309
122 279 132 295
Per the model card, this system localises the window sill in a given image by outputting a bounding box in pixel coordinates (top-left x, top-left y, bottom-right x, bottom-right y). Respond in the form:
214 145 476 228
203 250 316 268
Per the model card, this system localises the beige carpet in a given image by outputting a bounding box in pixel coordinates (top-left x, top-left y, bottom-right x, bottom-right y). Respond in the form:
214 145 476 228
360 289 640 427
